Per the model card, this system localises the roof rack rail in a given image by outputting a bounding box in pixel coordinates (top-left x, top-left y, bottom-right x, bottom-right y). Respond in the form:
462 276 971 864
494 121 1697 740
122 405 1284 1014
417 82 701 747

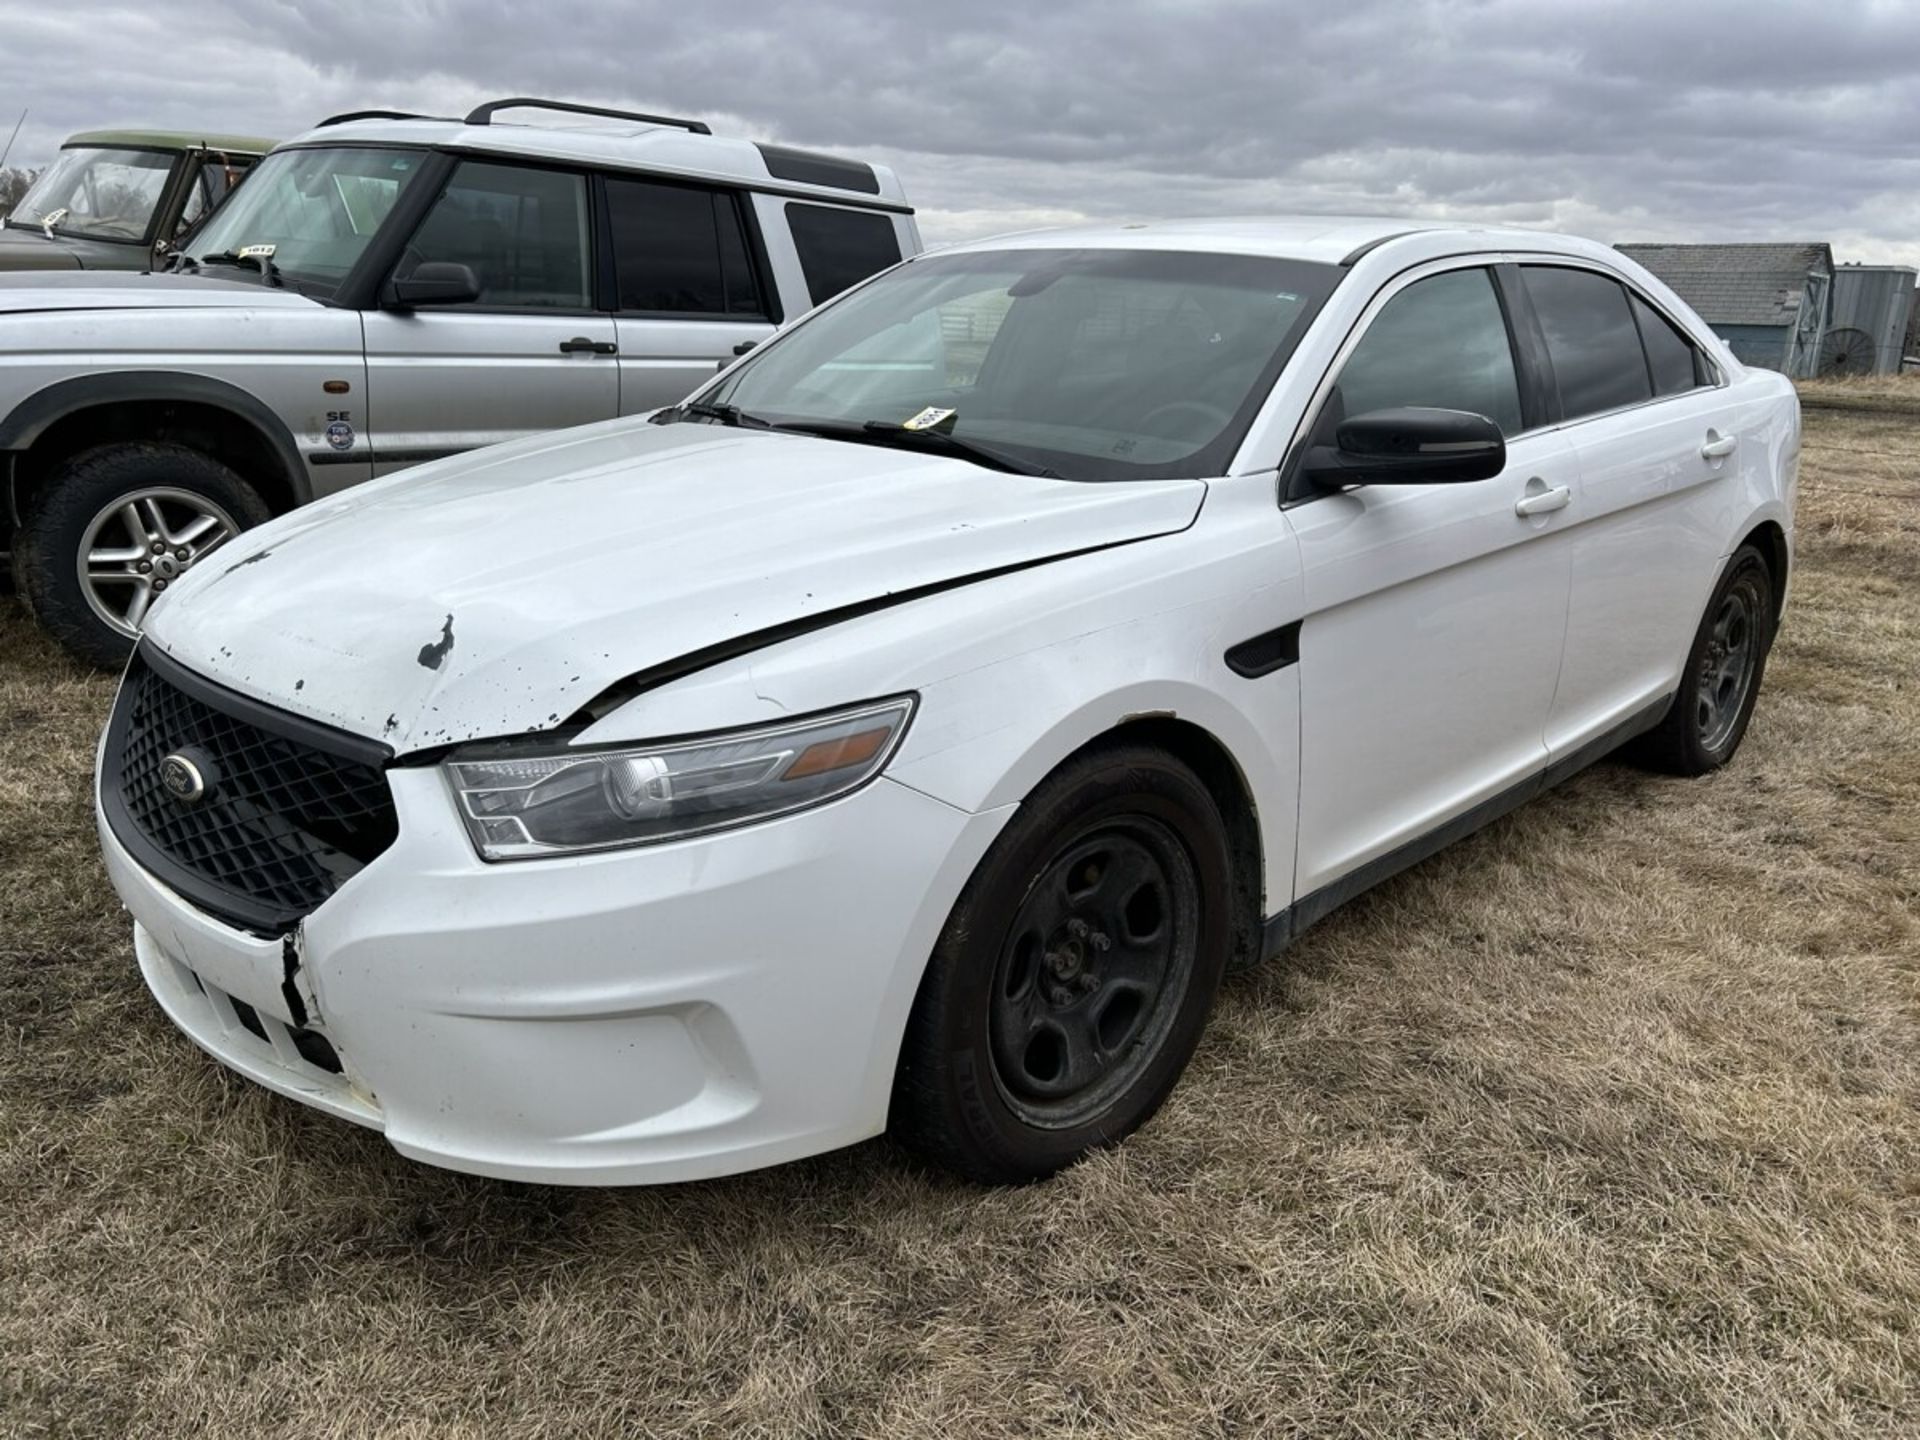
318 109 442 127
464 98 712 135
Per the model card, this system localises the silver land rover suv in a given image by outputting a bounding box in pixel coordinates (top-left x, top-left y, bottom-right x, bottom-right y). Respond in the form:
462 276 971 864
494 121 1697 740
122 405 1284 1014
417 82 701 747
0 98 920 665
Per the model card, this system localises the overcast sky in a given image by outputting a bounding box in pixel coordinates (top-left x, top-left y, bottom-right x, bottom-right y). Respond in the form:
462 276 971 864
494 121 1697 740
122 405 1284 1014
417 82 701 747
2 0 1917 263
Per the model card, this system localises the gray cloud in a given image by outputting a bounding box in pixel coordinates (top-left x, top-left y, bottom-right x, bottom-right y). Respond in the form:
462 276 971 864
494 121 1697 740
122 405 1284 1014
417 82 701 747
1 0 1916 262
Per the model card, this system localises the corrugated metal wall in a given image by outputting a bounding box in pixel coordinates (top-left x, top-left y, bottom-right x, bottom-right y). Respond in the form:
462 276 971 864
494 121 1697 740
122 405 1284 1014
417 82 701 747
1831 266 1918 375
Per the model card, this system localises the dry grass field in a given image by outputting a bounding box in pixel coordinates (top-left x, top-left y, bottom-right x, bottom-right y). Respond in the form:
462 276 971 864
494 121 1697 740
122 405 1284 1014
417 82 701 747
2 382 1916 1438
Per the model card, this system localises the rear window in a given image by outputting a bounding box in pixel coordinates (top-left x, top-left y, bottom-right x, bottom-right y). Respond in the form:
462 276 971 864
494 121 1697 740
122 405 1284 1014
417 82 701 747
1522 266 1655 421
1630 293 1705 397
786 204 903 306
605 178 764 317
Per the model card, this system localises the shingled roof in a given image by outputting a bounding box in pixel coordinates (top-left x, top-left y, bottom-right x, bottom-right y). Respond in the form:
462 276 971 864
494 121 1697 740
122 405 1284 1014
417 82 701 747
1616 243 1834 327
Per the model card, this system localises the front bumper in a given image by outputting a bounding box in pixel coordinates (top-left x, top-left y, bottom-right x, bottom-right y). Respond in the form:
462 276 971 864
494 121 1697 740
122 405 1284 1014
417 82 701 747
99 766 1010 1185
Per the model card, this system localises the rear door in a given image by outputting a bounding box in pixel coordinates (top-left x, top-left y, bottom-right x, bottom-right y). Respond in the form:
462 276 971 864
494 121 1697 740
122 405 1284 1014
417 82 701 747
1515 265 1754 757
360 159 619 474
602 175 776 413
1286 261 1578 898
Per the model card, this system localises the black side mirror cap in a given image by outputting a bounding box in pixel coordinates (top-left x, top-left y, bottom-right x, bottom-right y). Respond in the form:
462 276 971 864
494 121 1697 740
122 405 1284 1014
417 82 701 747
382 262 481 309
1303 406 1506 489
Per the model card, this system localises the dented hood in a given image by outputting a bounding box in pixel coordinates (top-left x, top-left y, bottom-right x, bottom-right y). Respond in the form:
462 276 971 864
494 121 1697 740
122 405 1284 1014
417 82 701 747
148 419 1206 751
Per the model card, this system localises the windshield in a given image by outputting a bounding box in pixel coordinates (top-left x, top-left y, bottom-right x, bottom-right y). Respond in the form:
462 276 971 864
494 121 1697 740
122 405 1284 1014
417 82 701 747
9 147 174 243
184 146 427 297
702 247 1341 481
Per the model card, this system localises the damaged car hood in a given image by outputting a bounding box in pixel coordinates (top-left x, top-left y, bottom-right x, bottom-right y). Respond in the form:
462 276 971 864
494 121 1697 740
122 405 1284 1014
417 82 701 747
146 420 1206 751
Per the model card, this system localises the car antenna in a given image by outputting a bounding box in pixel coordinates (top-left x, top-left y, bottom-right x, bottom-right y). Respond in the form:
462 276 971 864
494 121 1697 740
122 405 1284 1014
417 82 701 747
0 108 26 171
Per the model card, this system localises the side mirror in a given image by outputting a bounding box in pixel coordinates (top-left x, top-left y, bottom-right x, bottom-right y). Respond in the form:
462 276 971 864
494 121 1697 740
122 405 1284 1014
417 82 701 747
1303 406 1506 489
382 262 481 309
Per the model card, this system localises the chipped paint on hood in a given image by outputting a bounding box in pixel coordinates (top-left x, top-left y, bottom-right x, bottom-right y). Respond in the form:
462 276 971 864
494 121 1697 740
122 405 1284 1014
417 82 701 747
144 417 1206 751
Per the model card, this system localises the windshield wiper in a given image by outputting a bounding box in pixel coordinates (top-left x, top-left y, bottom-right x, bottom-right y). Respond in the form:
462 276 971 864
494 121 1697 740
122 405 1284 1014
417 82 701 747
853 420 1058 478
657 400 777 429
195 250 283 286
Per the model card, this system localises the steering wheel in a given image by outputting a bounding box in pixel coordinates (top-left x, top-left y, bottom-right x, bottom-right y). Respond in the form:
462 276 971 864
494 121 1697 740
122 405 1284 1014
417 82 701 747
1137 400 1233 438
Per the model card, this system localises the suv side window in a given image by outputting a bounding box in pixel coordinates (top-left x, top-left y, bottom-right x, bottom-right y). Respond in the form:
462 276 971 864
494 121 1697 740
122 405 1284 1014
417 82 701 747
1629 292 1707 396
1521 266 1654 420
403 161 591 309
1322 266 1524 439
786 203 902 306
604 177 764 316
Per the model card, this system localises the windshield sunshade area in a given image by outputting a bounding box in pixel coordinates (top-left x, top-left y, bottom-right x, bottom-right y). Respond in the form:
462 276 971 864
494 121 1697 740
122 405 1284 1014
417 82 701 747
182 146 428 298
699 247 1342 481
8 147 174 243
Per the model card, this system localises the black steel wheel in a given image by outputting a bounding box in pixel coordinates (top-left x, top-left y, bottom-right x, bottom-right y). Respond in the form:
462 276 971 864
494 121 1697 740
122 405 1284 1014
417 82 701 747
892 744 1235 1183
1629 544 1777 776
988 818 1199 1129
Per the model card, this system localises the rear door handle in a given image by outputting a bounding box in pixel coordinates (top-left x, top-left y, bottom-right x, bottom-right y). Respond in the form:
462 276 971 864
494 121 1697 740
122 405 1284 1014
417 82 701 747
1514 484 1571 517
1700 430 1739 459
558 336 618 355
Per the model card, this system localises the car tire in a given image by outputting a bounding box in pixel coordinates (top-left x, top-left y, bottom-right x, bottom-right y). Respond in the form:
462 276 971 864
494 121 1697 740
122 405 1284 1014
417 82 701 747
891 744 1236 1184
13 443 269 669
1627 544 1776 776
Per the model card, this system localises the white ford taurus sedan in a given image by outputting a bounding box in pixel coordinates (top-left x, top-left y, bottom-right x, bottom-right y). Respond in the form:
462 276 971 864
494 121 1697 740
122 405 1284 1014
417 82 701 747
95 218 1797 1185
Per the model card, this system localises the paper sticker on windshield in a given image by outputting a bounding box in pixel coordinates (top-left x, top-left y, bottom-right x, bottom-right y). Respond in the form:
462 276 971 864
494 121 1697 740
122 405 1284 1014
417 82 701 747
238 243 277 259
902 406 957 433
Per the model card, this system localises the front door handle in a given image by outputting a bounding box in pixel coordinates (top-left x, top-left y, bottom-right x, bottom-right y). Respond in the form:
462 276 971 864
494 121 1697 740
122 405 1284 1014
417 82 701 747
1700 429 1739 460
1514 484 1571 517
558 336 618 356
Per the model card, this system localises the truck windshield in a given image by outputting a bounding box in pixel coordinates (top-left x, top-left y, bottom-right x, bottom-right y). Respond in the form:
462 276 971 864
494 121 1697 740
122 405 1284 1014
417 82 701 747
701 247 1342 482
183 146 427 298
9 147 174 243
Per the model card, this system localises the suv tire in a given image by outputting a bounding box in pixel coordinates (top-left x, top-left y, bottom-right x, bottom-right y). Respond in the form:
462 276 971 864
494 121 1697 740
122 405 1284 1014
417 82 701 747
1627 544 1776 776
14 442 270 668
891 744 1235 1183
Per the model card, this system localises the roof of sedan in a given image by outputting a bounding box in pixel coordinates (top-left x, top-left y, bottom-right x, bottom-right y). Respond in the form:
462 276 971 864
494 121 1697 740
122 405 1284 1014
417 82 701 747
930 216 1597 267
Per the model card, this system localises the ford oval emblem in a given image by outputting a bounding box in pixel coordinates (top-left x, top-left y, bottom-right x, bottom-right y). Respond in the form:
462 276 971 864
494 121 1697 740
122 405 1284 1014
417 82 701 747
160 753 207 804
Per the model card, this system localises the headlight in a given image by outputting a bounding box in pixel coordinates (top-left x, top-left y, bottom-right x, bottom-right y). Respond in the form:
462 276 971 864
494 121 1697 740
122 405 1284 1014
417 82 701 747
443 696 916 860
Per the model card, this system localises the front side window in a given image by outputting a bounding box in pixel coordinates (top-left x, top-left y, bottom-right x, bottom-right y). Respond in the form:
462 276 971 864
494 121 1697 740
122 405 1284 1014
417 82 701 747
399 161 591 309
605 178 763 316
185 146 427 297
1323 267 1524 438
703 247 1341 481
1522 266 1655 421
786 204 903 306
8 147 175 243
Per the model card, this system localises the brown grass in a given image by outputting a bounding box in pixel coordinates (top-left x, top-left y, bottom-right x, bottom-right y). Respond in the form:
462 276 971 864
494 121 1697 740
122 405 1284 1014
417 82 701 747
3 384 1918 1438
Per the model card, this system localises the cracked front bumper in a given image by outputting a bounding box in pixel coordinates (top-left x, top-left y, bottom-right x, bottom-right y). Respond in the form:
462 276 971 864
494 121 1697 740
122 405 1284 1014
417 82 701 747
98 767 1010 1185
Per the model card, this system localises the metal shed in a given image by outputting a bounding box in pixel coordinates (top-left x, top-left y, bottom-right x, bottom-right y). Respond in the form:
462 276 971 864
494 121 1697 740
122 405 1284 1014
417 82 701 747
1828 264 1917 375
1616 242 1835 378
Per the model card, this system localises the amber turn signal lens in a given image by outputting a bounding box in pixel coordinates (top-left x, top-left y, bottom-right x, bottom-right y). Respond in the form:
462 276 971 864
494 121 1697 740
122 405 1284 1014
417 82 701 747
784 727 890 781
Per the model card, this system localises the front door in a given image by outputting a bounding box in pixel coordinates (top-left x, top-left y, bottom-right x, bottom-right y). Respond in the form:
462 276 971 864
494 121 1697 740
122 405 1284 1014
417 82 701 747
1285 263 1578 899
361 159 619 474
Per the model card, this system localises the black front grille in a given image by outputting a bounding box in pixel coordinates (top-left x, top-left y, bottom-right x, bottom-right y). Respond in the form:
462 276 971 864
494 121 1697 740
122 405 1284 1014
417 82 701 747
102 646 398 934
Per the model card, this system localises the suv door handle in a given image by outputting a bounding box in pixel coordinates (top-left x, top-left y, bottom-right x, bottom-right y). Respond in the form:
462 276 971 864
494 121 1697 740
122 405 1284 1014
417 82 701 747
558 336 618 355
1514 483 1571 517
1700 430 1739 460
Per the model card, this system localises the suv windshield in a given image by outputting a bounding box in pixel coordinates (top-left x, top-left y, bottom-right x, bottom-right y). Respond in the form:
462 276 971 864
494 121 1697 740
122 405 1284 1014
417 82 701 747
8 147 174 243
702 247 1341 481
183 146 427 298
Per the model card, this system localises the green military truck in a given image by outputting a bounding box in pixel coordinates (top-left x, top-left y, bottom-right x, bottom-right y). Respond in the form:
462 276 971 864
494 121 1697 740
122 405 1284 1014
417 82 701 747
0 130 276 273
